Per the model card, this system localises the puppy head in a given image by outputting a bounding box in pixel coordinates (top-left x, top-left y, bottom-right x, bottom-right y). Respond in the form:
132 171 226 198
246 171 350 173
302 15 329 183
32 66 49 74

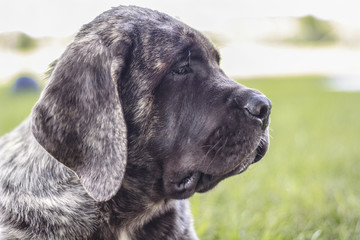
31 6 271 202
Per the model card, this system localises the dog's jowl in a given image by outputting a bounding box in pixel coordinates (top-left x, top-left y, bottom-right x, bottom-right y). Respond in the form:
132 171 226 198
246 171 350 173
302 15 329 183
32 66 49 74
0 6 271 240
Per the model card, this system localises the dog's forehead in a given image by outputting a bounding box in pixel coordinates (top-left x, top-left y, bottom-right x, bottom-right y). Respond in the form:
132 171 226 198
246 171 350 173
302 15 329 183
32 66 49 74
80 6 219 60
115 6 219 60
149 20 220 66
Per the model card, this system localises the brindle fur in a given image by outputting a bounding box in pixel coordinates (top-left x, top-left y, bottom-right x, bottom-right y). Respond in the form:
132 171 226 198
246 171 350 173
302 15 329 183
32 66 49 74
0 6 271 239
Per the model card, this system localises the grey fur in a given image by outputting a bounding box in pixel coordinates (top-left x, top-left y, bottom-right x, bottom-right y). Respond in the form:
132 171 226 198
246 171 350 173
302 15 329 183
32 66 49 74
0 6 271 239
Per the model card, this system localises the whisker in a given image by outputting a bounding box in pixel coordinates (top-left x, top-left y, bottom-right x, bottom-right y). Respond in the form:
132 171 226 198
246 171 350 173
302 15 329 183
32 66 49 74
200 137 223 170
204 137 228 174
201 139 221 163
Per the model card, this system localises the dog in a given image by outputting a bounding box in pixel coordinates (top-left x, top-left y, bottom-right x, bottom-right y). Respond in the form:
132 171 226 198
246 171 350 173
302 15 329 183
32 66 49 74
0 5 272 239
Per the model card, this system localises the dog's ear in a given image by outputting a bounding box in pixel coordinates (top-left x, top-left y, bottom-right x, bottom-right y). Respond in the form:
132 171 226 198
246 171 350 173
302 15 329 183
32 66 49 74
31 36 130 202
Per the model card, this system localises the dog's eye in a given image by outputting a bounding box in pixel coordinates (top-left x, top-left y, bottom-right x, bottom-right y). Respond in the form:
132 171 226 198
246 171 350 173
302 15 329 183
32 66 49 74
172 64 191 75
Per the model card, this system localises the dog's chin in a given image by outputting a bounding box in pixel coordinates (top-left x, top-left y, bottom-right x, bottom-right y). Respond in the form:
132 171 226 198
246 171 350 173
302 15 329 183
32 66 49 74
164 141 268 200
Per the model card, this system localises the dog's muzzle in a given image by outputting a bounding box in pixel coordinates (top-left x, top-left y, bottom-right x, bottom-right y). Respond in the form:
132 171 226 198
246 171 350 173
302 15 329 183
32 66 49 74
164 91 272 200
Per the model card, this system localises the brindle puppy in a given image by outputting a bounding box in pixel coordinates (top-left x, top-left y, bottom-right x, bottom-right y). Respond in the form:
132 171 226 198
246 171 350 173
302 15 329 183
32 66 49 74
0 5 271 239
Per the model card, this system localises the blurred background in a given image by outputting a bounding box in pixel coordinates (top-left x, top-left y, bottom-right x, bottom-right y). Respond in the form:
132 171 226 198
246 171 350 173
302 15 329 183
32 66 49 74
1 0 360 239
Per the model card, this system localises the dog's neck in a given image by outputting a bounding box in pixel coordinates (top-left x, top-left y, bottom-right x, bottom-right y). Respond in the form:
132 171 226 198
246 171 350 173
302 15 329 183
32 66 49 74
100 162 175 233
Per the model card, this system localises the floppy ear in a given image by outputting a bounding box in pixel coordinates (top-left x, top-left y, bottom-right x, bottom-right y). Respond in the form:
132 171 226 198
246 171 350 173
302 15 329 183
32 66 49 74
31 37 129 202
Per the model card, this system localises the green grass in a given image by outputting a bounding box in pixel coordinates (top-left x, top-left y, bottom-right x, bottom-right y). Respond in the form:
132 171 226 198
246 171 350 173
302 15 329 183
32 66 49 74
0 83 40 135
1 76 360 239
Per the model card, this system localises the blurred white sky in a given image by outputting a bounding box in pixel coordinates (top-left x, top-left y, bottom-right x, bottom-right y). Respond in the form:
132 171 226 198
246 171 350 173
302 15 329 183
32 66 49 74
1 0 360 84
1 0 360 37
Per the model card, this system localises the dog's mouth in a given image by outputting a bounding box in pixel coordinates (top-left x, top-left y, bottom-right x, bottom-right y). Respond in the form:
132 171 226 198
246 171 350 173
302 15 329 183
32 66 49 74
176 161 250 195
165 139 268 200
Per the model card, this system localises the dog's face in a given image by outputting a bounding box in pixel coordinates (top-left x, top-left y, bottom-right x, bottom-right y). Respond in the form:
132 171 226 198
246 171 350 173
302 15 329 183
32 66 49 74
152 48 271 199
115 15 272 199
31 6 271 202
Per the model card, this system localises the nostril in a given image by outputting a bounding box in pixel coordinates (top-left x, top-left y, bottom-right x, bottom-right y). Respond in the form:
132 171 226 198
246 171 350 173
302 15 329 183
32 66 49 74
244 94 272 122
257 105 270 119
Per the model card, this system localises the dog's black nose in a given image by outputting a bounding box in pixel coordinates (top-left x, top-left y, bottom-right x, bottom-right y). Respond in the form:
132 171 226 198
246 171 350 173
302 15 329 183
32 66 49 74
245 94 272 121
235 93 271 129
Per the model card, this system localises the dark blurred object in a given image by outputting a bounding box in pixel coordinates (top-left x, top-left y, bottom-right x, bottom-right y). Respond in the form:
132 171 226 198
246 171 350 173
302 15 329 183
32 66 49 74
12 76 40 92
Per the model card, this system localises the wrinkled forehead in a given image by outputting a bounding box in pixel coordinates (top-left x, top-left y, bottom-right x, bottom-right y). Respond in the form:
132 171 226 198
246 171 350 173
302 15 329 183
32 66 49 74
119 7 216 58
179 30 220 63
143 19 220 66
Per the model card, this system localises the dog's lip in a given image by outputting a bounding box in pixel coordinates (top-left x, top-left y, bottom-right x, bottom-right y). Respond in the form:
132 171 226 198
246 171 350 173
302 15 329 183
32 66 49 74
173 172 202 193
195 159 252 193
171 157 253 198
166 137 269 199
253 139 269 163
